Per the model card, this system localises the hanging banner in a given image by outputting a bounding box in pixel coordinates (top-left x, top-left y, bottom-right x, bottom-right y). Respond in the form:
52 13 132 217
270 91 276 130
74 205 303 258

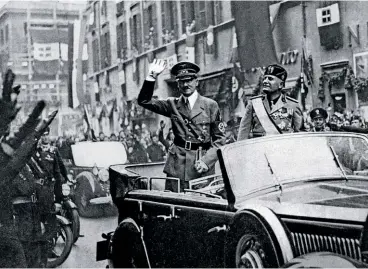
185 34 195 63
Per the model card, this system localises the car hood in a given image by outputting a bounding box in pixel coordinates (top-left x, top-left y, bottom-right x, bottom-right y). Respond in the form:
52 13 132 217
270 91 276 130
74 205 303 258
236 180 368 223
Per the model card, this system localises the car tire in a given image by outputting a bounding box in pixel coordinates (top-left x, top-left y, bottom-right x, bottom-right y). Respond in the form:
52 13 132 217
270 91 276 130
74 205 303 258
65 208 80 244
109 219 150 268
74 179 99 218
226 212 283 268
46 220 73 268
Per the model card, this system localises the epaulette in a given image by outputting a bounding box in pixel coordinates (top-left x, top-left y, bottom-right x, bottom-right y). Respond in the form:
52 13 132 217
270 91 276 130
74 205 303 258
285 96 299 103
250 94 264 100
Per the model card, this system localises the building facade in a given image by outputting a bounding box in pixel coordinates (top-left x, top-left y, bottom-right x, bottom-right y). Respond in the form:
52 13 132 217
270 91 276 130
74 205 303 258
84 1 368 137
0 1 85 136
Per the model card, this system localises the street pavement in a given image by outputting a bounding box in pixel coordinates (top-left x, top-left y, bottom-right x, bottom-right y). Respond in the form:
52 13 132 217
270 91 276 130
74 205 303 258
59 215 118 268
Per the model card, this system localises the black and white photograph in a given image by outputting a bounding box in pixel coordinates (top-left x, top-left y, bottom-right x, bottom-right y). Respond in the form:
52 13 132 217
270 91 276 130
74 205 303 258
1 0 368 268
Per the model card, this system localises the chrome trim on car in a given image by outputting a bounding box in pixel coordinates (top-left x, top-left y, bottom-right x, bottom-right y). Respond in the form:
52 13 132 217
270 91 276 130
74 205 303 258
281 218 364 230
291 232 362 261
238 204 294 264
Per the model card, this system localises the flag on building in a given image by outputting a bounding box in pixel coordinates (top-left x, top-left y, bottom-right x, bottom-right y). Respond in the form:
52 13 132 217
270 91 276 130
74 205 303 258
205 25 215 55
231 1 277 70
185 34 195 63
165 42 177 70
229 27 238 63
30 28 69 76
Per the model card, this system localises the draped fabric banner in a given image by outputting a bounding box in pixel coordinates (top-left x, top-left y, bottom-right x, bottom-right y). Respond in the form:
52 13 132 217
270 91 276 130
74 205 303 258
231 1 277 71
30 28 69 76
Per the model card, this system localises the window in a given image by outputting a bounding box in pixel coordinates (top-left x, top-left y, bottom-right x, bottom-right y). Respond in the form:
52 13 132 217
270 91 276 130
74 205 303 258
181 1 195 34
116 1 124 16
143 3 157 49
116 21 127 59
322 9 331 23
214 1 222 25
161 1 178 34
130 13 142 53
195 1 214 31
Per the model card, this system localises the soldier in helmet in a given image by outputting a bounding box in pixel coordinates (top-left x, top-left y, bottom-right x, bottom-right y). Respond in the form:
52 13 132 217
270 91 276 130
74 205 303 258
237 64 303 140
309 108 329 132
138 59 226 191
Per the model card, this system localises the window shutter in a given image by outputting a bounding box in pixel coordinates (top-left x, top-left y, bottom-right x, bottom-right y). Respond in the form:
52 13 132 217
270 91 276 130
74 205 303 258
122 21 127 58
92 38 99 72
129 17 135 52
206 1 214 26
116 23 122 58
106 32 111 66
152 3 158 47
100 33 106 68
143 6 149 50
136 13 142 53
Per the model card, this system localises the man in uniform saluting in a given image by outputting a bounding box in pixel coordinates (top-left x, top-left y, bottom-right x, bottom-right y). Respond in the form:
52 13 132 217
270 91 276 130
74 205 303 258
138 59 226 192
237 64 303 140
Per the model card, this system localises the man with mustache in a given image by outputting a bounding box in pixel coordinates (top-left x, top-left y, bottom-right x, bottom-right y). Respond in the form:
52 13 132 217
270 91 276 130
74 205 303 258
238 64 303 140
138 59 226 192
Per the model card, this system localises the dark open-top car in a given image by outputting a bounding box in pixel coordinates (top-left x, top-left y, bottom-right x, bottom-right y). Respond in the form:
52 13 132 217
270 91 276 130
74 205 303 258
65 141 127 217
97 133 368 268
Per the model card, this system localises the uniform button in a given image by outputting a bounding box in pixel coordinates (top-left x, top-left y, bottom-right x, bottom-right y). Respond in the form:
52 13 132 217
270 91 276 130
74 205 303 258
188 129 192 132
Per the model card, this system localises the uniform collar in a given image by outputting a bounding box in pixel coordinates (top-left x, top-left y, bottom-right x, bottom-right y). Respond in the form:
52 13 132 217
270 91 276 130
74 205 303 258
183 90 198 110
270 93 286 114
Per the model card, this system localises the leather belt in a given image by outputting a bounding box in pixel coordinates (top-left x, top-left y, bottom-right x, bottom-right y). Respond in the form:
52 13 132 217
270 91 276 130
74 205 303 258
174 137 211 151
12 195 37 204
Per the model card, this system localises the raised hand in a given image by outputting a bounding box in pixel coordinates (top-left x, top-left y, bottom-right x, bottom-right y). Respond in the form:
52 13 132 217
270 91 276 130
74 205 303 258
148 59 167 79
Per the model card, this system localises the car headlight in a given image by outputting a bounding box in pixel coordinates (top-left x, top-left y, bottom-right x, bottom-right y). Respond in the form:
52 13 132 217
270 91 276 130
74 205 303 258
98 168 109 182
62 183 71 196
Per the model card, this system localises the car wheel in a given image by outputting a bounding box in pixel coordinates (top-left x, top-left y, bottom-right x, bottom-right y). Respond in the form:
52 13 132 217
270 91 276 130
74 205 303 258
234 226 280 268
74 180 99 218
109 219 150 268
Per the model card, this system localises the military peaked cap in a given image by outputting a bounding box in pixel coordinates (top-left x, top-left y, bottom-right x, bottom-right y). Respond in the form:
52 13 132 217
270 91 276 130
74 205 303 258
171 61 200 80
264 64 287 82
310 108 328 120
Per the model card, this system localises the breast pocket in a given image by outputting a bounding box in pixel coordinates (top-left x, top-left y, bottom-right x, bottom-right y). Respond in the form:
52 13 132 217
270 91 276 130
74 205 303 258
193 116 211 139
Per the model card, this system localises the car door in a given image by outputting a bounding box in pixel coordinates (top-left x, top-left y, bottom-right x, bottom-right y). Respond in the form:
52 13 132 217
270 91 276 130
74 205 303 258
171 197 233 267
139 199 177 268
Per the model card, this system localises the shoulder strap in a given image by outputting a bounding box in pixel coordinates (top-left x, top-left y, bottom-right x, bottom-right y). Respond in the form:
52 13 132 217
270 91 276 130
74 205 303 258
167 98 205 142
252 97 282 135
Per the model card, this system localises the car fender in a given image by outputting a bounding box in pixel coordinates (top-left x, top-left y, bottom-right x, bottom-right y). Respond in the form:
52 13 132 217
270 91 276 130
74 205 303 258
281 252 367 268
56 214 71 226
108 217 151 268
75 171 96 193
224 204 294 267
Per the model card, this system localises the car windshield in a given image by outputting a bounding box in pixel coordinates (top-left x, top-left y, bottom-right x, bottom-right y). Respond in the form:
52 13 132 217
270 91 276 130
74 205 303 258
71 141 127 167
220 134 368 198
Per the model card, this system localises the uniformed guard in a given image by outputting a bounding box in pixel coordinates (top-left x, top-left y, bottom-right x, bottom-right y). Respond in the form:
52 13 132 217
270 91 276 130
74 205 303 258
309 108 329 132
237 64 303 140
12 164 43 268
138 59 226 191
30 127 68 267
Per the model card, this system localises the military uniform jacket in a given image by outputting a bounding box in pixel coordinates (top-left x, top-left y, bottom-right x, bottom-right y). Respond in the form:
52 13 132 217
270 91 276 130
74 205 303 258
138 80 226 181
238 94 303 140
